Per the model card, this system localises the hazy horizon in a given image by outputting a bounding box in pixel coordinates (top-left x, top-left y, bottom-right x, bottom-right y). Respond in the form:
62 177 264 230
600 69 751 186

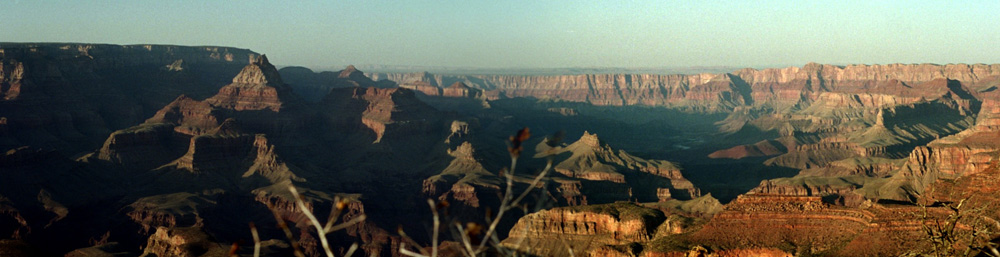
4 0 999 69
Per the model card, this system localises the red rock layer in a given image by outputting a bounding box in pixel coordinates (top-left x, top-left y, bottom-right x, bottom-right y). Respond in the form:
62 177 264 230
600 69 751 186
681 194 964 256
502 202 664 256
441 82 482 98
871 90 1000 201
205 55 293 112
690 195 872 254
140 226 227 257
375 63 1000 109
145 95 221 135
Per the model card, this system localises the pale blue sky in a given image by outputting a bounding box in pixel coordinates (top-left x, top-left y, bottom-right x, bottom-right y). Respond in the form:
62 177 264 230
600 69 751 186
3 0 999 69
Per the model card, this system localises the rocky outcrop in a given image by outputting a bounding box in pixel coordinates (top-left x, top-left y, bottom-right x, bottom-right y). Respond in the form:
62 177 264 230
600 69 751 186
0 60 25 100
205 55 299 112
322 86 439 144
502 202 665 256
865 91 1000 202
244 134 306 183
127 192 215 233
0 196 29 239
139 226 227 257
356 87 403 143
398 81 442 96
442 82 483 98
550 132 700 202
690 195 873 255
142 54 309 138
422 141 499 208
145 95 221 135
750 179 858 198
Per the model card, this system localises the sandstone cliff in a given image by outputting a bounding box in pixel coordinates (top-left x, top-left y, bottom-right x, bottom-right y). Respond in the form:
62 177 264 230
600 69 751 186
863 92 1000 202
139 226 228 257
501 202 666 256
374 63 1000 110
684 194 936 256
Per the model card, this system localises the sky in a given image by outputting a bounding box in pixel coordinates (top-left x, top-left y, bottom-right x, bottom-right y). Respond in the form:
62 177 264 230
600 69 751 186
3 0 999 69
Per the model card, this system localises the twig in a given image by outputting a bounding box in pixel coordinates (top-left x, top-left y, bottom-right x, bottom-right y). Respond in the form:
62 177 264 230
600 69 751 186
511 160 552 212
326 215 366 233
453 222 477 257
397 226 431 257
476 157 518 253
250 222 261 257
476 156 553 255
400 243 430 257
344 243 359 257
267 203 306 257
323 196 344 233
289 186 335 257
428 199 440 257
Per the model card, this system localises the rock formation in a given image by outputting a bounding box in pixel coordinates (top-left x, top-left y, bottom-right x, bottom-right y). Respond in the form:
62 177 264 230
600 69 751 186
205 55 295 112
501 202 666 256
0 43 258 156
7 42 1000 256
549 131 700 202
139 226 228 257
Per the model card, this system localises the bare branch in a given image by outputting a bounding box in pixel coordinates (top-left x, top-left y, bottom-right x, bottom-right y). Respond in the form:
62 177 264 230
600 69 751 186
250 222 261 257
400 243 430 257
326 215 366 233
323 196 345 232
397 226 431 257
266 203 306 257
345 243 358 257
428 199 440 257
289 186 335 257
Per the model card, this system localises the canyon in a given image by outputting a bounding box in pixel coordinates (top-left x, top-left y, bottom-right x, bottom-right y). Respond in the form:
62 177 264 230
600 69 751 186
2 43 1000 256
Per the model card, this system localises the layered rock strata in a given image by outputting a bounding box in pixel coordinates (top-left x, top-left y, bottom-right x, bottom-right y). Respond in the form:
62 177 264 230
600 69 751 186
373 63 1000 109
501 202 665 256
